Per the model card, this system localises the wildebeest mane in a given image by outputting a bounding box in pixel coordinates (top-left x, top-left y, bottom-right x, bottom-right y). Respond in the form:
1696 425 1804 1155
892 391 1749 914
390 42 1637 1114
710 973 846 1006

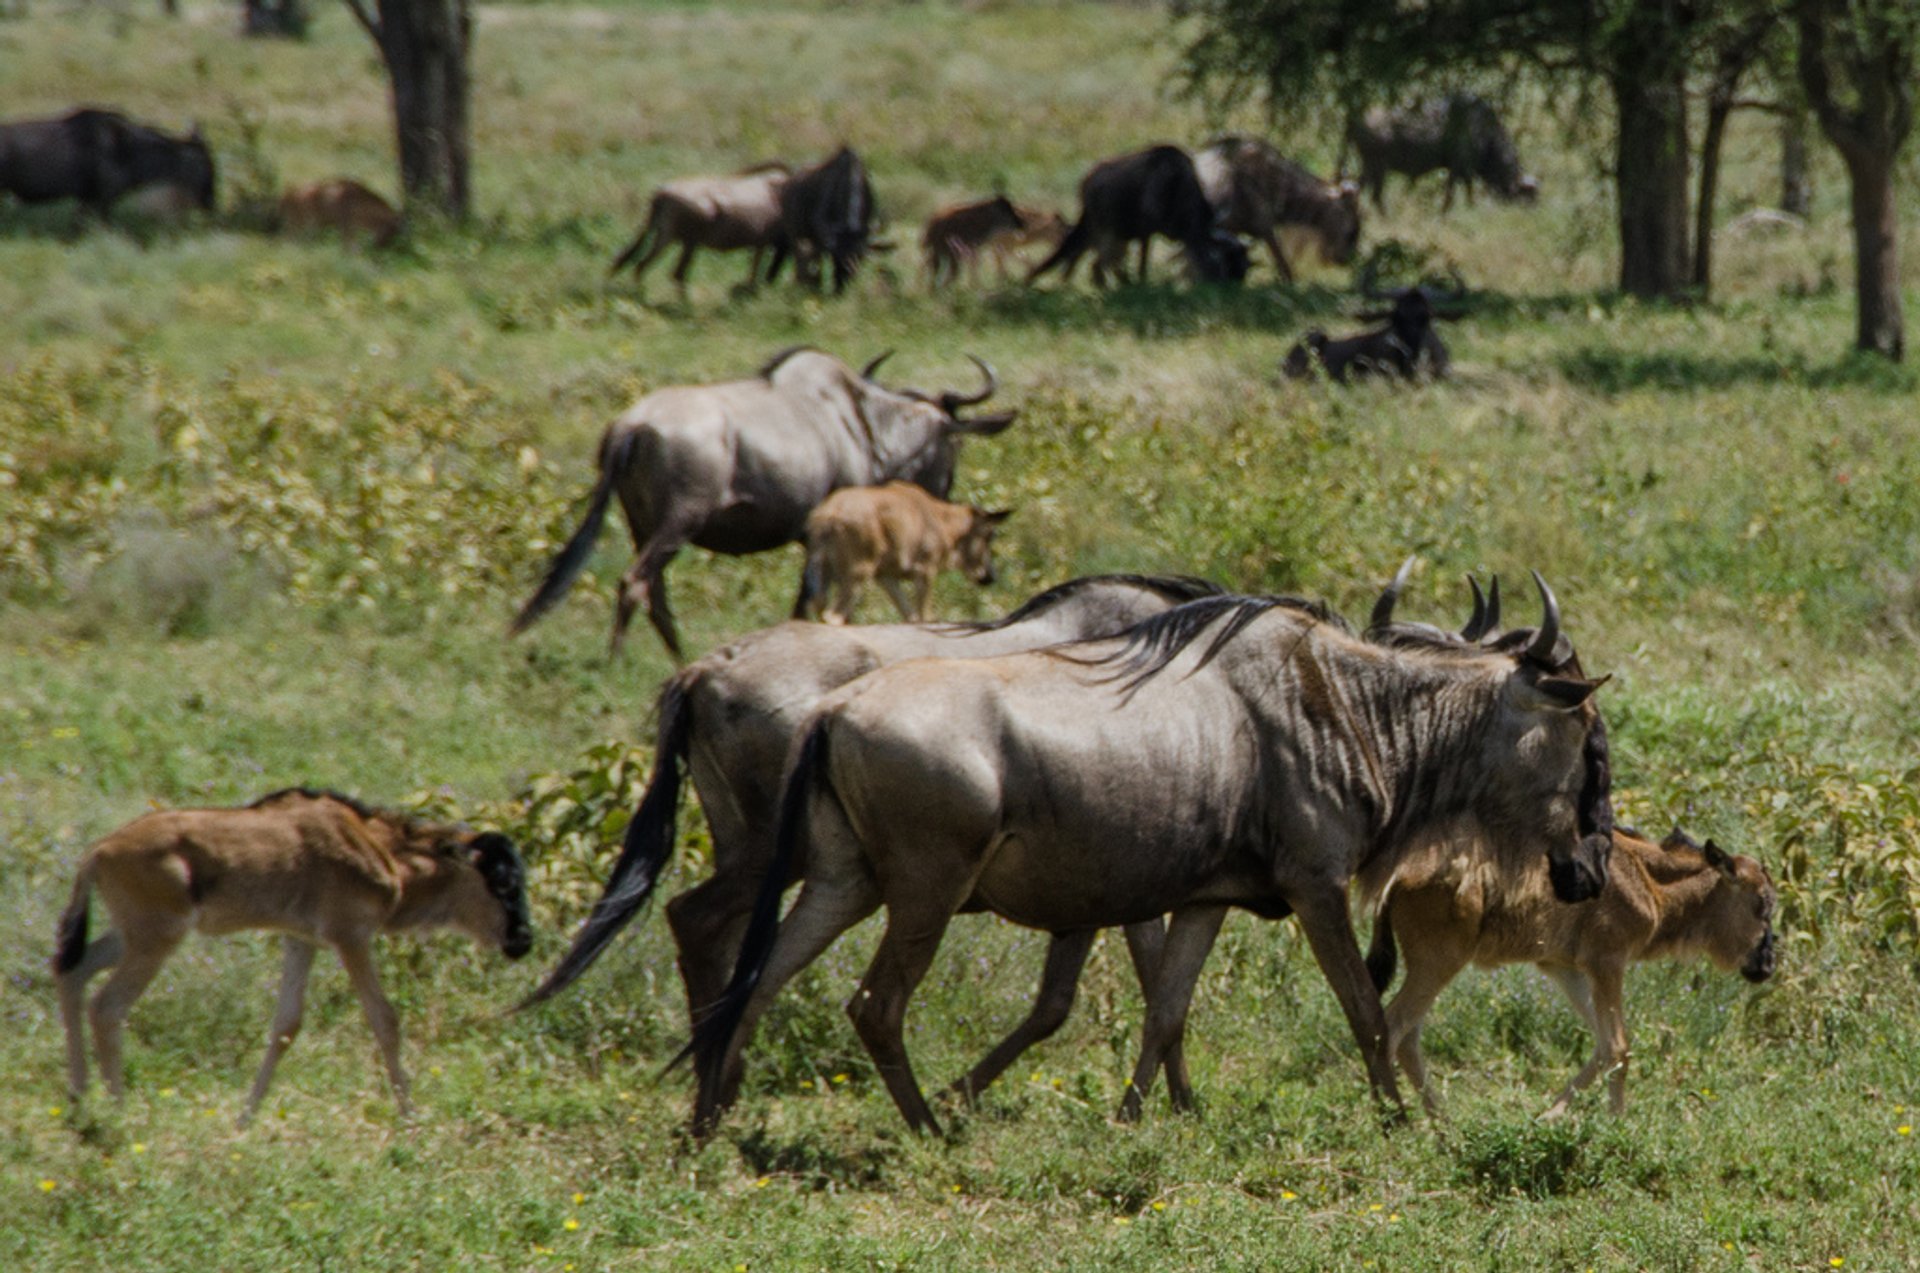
757 345 817 379
246 786 445 845
941 573 1226 634
1066 593 1341 692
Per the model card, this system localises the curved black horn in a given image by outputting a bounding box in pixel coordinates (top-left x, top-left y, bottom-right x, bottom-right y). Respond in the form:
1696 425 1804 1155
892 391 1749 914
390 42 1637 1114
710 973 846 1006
860 350 895 381
941 355 999 414
1370 556 1417 630
1484 574 1501 635
1461 576 1490 641
1526 570 1561 664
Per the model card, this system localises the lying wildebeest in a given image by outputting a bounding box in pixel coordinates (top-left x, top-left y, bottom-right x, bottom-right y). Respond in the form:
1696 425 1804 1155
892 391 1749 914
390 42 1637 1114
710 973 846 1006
509 347 1016 660
0 107 215 217
608 162 791 290
795 481 1011 624
921 195 1025 288
1283 270 1465 382
685 572 1610 1135
1365 826 1775 1118
769 146 876 294
280 177 402 248
1194 137 1361 281
1029 144 1248 288
53 788 530 1125
521 573 1225 1105
1344 93 1539 213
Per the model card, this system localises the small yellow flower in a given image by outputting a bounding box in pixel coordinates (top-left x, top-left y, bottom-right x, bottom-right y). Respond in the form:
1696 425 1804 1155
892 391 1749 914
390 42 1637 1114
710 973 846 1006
1723 1243 1735 1252
430 1066 444 1078
1831 1259 1845 1268
563 1218 579 1232
1280 1190 1297 1201
1368 1203 1383 1212
753 1177 770 1189
571 1192 585 1205
1151 1201 1166 1212
132 1143 148 1155
1899 1125 1912 1136
1114 1216 1130 1227
735 1265 748 1272
48 1106 63 1118
950 1184 963 1194
38 1179 56 1193
1388 1213 1401 1222
832 1073 849 1084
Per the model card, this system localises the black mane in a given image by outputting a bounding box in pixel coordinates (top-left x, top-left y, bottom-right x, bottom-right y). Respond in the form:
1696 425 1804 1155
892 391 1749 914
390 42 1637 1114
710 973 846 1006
1069 592 1346 692
247 786 439 837
757 345 819 379
943 573 1227 634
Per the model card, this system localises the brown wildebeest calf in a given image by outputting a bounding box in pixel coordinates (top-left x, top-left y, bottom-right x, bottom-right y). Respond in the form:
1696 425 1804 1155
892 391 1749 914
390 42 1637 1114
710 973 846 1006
52 787 532 1125
279 178 403 248
921 197 1066 287
1364 826 1776 1118
794 480 1010 624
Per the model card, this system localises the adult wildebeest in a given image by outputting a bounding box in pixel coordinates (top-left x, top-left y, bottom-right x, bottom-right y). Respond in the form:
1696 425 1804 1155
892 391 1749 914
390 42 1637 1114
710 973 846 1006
520 573 1225 1103
1194 137 1362 282
1028 145 1248 288
795 481 1011 624
0 108 215 217
53 788 530 1126
280 177 402 248
1283 271 1466 382
508 347 1016 660
1344 93 1539 213
608 162 791 290
686 572 1610 1135
1365 826 1775 1117
768 147 877 294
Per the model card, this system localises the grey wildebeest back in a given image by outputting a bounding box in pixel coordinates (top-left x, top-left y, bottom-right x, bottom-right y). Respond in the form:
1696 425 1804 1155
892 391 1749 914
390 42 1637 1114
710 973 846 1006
1194 137 1361 282
795 481 1011 624
53 788 530 1125
507 347 1016 659
1363 826 1775 1117
0 108 215 216
521 573 1226 1102
687 574 1611 1135
608 162 791 290
1343 93 1538 213
1028 145 1248 288
769 146 876 294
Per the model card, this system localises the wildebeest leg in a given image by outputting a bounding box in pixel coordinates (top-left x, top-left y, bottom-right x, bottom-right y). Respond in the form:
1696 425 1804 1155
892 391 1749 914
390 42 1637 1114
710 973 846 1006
1292 885 1405 1118
58 929 124 1098
947 927 1097 1104
671 242 697 290
89 922 187 1098
239 937 317 1127
1260 229 1294 282
613 534 686 660
665 874 757 1029
1119 904 1227 1121
1540 962 1629 1119
1121 919 1192 1107
846 884 977 1135
876 576 914 623
335 937 411 1116
1380 931 1471 1119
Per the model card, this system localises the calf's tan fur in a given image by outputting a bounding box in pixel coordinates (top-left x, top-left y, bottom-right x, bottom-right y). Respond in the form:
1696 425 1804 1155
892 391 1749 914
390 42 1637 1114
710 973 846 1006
1365 826 1776 1117
52 788 530 1125
797 480 1010 624
279 178 402 248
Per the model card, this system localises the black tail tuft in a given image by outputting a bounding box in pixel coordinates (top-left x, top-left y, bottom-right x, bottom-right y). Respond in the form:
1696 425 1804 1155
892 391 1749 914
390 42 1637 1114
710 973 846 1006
792 544 825 620
509 434 629 637
53 880 91 975
1026 218 1088 283
1365 902 1398 994
519 675 696 1009
609 205 660 276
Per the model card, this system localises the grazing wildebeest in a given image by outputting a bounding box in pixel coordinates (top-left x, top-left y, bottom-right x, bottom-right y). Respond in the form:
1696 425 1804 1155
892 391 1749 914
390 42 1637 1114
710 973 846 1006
1344 93 1539 213
921 195 1026 288
608 162 792 290
795 481 1011 624
508 347 1016 660
0 108 215 217
280 177 402 248
1194 137 1362 281
1283 270 1466 382
685 572 1610 1135
520 573 1225 1103
768 147 877 294
1365 826 1776 1117
1028 145 1248 288
53 788 530 1125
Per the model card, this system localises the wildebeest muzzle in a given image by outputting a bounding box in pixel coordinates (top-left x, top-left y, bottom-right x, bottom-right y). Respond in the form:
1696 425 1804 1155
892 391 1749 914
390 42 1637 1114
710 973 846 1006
1548 831 1610 904
1741 927 1777 983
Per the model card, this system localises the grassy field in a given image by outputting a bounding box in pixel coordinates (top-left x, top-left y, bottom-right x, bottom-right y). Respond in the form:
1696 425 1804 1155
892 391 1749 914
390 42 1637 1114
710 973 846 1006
4 1 1920 1268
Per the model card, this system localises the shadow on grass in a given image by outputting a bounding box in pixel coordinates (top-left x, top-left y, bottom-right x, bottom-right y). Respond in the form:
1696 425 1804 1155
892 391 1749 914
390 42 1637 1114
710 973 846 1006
1555 345 1916 394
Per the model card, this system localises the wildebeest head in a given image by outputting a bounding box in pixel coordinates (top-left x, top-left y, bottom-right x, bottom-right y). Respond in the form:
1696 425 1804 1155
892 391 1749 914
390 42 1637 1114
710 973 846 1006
1662 829 1778 983
127 120 217 211
1187 228 1250 284
955 506 1013 585
1323 182 1364 263
853 351 1018 496
463 831 533 958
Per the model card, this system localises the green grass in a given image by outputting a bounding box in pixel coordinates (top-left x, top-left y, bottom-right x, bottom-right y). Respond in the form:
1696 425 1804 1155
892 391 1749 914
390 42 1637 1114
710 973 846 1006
4 0 1920 1267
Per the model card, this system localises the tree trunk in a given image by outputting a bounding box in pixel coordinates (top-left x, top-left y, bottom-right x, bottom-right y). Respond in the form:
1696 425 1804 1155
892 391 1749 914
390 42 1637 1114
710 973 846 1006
1781 110 1812 216
1612 64 1691 298
243 0 309 38
1693 95 1734 295
369 0 472 221
1838 144 1903 358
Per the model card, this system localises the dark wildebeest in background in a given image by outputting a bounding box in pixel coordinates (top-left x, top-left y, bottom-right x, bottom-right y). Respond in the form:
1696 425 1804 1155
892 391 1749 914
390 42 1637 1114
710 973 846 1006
280 177 402 248
508 347 1015 660
795 481 1011 624
1364 826 1775 1117
1344 93 1539 213
520 573 1226 1105
53 788 530 1126
1028 145 1249 288
685 573 1610 1135
608 162 792 290
768 146 877 294
921 195 1026 288
1194 137 1362 281
1283 269 1466 382
0 108 216 217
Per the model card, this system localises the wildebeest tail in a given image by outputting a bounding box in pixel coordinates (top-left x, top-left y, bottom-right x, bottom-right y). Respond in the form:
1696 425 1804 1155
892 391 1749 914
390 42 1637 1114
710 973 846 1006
52 859 96 975
1365 896 1398 993
1026 217 1088 282
673 717 831 1086
518 675 696 1009
509 431 633 636
791 543 827 620
608 201 661 276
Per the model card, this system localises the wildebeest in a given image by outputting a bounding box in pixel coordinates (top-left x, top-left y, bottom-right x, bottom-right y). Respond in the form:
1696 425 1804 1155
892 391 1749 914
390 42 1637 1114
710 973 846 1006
1283 271 1465 382
795 481 1010 624
1344 93 1539 213
1029 145 1248 288
520 574 1225 1103
769 146 877 294
608 162 791 289
509 347 1016 660
921 195 1026 288
0 108 215 217
53 788 530 1125
1364 826 1776 1117
685 572 1610 1135
280 177 402 248
1194 137 1362 281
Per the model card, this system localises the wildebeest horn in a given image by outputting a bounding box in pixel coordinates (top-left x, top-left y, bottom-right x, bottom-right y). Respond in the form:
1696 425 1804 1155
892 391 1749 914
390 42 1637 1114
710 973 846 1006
1461 576 1489 641
861 351 894 381
1370 556 1417 630
1526 570 1561 664
1484 575 1501 634
941 355 999 414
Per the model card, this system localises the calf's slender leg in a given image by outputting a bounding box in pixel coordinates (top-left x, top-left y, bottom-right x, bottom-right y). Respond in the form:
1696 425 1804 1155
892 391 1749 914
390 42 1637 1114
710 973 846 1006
240 937 317 1126
90 922 188 1097
57 929 124 1098
1119 905 1227 1121
334 938 411 1116
1380 938 1472 1118
877 576 915 622
948 928 1097 1102
1541 962 1628 1119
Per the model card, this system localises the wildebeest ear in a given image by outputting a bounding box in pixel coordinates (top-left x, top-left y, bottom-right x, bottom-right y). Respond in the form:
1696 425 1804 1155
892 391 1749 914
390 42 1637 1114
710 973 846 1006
1531 672 1607 709
1660 826 1699 852
982 507 1014 524
947 410 1017 436
1703 840 1736 876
